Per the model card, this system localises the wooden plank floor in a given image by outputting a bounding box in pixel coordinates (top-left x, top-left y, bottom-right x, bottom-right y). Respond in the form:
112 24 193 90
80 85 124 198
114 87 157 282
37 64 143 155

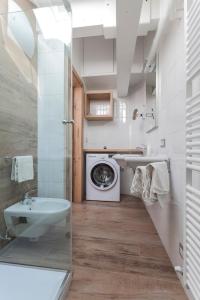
67 195 187 300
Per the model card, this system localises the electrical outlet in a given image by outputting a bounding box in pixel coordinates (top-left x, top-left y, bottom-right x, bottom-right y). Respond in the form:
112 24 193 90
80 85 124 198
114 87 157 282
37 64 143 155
160 138 166 148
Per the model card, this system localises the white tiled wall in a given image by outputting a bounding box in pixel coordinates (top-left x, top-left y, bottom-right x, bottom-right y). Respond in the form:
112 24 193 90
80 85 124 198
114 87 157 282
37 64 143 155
37 36 66 198
145 12 186 267
84 81 146 149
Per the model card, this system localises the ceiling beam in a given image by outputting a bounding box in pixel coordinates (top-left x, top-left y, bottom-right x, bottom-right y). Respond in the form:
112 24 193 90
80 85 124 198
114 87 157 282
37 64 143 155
116 0 143 97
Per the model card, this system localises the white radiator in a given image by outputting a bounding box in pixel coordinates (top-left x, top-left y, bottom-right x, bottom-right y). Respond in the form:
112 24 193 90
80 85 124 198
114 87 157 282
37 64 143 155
185 0 200 299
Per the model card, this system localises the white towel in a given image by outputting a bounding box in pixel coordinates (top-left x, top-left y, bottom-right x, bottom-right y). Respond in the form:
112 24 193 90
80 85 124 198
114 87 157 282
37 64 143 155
130 161 170 206
130 166 147 199
145 162 170 206
11 156 34 183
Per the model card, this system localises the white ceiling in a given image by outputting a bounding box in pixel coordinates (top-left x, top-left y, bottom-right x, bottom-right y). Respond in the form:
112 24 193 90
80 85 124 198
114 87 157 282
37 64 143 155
31 0 64 4
71 0 160 39
29 0 160 95
29 0 160 39
29 0 69 7
116 0 143 97
83 73 154 91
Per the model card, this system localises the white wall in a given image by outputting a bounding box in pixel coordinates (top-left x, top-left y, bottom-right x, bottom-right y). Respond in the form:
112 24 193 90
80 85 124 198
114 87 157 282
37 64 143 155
72 37 83 76
84 82 146 149
84 82 146 194
144 11 186 267
83 36 115 75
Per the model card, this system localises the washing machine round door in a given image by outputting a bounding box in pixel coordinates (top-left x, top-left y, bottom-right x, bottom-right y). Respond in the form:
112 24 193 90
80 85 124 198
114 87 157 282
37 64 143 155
89 160 118 191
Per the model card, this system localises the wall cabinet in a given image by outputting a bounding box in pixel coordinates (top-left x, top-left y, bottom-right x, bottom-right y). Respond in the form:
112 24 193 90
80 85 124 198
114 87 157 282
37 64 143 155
85 90 113 121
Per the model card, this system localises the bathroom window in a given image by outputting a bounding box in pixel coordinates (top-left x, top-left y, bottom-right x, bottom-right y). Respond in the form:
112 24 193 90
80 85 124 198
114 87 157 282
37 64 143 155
90 101 110 116
7 0 35 58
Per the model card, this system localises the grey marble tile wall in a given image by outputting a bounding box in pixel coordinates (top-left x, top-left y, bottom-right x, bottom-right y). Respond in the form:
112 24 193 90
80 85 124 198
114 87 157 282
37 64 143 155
0 28 37 248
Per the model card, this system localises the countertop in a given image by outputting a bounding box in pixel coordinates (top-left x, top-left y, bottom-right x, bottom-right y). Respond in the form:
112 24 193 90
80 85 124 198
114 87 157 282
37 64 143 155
83 148 143 154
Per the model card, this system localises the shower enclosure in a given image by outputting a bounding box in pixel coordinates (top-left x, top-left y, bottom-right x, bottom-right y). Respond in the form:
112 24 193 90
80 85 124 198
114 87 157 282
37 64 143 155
0 0 72 298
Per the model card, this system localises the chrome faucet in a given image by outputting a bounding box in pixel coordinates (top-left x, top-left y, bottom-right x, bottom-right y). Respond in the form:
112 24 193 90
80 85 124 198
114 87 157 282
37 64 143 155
136 144 147 156
22 189 36 205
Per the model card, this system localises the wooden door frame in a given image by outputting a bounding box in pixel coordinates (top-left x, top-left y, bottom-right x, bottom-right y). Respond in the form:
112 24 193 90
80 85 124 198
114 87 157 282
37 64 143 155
72 68 84 203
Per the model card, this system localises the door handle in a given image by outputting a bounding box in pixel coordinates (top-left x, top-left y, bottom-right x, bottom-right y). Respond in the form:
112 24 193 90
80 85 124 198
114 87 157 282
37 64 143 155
62 120 75 125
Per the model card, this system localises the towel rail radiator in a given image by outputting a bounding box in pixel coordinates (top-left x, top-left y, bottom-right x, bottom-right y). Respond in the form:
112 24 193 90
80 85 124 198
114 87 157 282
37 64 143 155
184 0 200 299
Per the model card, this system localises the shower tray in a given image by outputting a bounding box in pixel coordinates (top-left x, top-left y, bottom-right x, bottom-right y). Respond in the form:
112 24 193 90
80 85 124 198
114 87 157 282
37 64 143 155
0 263 72 300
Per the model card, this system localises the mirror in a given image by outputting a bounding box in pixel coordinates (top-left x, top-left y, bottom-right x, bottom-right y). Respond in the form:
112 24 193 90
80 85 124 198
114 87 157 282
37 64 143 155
8 0 35 58
145 57 158 133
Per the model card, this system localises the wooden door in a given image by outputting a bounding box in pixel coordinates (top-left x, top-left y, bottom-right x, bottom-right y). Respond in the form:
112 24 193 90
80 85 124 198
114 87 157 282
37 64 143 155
72 69 84 203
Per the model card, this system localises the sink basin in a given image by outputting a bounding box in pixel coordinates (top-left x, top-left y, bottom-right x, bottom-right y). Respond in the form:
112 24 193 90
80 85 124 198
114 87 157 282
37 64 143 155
113 154 168 168
4 197 71 238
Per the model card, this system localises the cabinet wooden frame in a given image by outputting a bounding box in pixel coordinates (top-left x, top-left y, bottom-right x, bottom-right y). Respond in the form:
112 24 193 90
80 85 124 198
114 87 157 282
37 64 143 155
72 68 84 203
85 90 113 121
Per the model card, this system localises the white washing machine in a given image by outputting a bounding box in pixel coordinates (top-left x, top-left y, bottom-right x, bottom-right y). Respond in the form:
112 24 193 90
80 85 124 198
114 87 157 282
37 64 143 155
86 153 120 202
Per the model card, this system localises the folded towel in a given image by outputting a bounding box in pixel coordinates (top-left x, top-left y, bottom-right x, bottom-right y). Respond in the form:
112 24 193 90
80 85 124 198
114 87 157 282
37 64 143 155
130 161 170 206
130 166 147 199
11 156 34 183
145 162 170 206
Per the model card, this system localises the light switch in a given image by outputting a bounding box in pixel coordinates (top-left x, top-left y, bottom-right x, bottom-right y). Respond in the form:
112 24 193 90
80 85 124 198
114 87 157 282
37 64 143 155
160 138 166 148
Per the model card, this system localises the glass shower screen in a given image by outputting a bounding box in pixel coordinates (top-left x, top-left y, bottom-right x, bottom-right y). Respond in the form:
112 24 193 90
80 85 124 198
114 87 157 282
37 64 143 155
0 0 72 274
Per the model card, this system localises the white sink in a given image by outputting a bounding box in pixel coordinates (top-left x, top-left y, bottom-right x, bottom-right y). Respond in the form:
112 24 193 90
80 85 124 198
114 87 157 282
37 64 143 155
4 197 71 238
113 154 168 168
112 154 142 168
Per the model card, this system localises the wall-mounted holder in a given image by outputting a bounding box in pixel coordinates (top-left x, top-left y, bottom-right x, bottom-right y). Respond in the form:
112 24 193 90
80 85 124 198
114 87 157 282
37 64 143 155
132 108 155 120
